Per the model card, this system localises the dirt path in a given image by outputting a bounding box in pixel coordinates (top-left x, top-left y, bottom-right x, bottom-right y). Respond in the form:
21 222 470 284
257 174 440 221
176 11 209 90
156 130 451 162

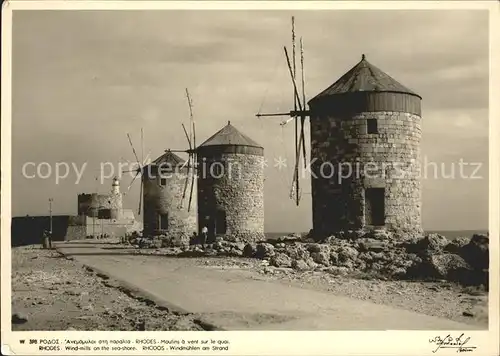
55 242 485 330
194 257 488 327
11 245 205 331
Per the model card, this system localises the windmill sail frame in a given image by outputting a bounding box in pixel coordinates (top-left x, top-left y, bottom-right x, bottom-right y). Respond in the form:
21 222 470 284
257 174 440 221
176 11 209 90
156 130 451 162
123 129 147 216
256 15 309 207
168 88 198 213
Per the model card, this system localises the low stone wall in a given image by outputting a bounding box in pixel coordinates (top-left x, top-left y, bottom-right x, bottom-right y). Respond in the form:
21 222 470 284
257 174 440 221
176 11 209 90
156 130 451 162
11 215 85 246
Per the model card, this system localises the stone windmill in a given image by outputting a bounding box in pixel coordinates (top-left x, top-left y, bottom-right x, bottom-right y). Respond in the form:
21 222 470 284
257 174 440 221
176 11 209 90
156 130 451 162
139 89 198 237
196 121 265 243
170 90 265 242
257 16 423 239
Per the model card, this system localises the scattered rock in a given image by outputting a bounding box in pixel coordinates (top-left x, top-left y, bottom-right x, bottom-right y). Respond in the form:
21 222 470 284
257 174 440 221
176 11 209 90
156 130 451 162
358 238 388 252
285 244 310 261
418 234 449 252
262 267 275 275
291 259 310 271
364 229 392 240
305 243 323 253
134 320 146 331
370 251 385 260
386 266 407 278
269 253 293 268
311 251 330 266
12 312 28 324
229 248 243 257
276 233 301 243
462 311 474 317
243 243 257 258
255 243 275 259
305 257 318 269
444 236 470 254
337 245 359 262
461 234 488 271
324 266 349 276
426 254 474 283
234 242 246 251
329 251 339 264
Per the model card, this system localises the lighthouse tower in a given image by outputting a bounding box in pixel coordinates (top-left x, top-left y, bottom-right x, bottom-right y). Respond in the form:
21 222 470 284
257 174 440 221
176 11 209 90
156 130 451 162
112 176 120 194
108 176 123 220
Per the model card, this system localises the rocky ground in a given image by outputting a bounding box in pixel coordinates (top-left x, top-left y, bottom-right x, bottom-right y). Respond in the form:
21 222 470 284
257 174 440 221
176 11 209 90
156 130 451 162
123 231 489 328
11 245 205 331
131 231 489 288
11 231 489 331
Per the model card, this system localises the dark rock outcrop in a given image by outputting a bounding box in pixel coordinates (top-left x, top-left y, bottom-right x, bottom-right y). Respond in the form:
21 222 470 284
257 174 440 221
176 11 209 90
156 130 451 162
243 243 257 258
255 243 275 259
461 234 489 270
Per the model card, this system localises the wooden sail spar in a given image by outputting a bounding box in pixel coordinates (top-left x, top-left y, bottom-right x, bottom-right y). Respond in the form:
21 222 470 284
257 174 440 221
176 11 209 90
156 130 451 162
256 16 310 206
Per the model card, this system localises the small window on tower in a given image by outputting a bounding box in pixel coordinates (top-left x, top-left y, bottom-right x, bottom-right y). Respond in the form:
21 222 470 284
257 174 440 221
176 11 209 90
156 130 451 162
160 178 167 186
367 119 378 134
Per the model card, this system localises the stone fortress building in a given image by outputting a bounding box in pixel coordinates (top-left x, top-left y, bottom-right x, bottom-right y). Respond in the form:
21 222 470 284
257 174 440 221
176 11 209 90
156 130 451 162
142 150 198 237
307 54 423 238
77 177 141 237
78 176 123 220
196 121 265 242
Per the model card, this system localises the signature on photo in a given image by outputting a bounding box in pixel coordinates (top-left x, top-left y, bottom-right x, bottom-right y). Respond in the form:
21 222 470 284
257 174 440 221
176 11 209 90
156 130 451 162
429 333 477 353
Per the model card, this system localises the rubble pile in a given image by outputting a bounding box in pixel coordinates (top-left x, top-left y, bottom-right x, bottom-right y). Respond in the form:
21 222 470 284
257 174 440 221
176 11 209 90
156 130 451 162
252 232 489 288
122 230 489 288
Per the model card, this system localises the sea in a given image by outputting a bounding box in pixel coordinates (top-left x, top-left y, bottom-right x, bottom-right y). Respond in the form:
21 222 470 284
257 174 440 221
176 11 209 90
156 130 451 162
265 230 488 241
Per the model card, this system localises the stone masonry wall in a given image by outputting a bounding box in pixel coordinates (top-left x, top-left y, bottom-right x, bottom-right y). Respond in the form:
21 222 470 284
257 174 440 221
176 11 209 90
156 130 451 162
66 225 86 240
78 193 123 219
197 153 264 242
142 173 198 237
310 110 423 237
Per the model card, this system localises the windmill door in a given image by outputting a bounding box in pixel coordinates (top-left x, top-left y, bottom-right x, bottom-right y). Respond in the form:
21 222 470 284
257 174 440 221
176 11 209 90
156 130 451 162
158 213 169 231
214 210 227 236
365 188 385 226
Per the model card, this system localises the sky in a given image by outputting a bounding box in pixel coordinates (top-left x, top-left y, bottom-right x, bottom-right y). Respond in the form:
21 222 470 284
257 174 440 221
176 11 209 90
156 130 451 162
11 9 489 231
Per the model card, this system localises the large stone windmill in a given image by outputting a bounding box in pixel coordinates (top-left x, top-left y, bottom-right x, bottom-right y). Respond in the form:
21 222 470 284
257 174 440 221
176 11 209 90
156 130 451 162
257 16 423 239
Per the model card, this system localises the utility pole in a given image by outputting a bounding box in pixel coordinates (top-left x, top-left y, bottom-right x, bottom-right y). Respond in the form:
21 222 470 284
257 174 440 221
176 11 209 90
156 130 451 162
48 198 53 248
100 206 104 238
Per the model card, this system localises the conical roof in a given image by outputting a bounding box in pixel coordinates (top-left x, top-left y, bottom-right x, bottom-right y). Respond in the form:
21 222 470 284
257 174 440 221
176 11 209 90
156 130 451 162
151 150 186 166
143 150 191 174
309 54 421 105
198 121 263 149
